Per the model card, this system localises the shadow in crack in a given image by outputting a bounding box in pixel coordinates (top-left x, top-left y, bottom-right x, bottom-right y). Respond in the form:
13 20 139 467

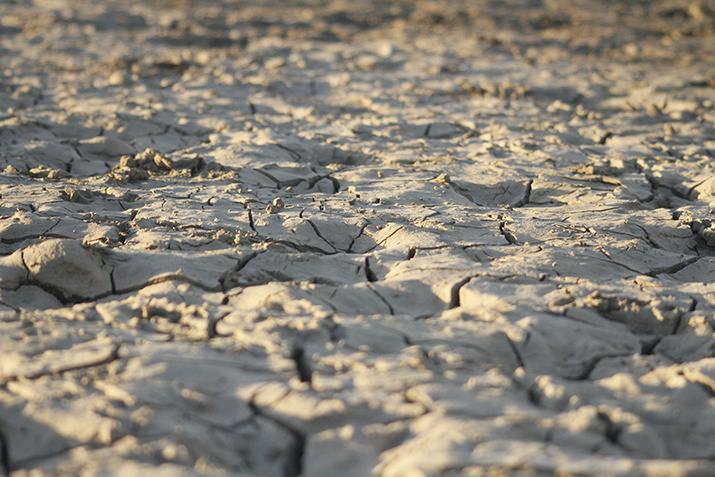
0 403 78 474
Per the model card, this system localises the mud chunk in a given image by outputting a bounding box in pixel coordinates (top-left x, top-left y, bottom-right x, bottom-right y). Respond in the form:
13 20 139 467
3 164 20 175
110 148 204 182
0 210 56 243
0 249 29 289
22 239 112 300
267 197 285 214
28 166 70 180
689 219 715 247
582 292 688 335
60 187 94 203
432 173 450 185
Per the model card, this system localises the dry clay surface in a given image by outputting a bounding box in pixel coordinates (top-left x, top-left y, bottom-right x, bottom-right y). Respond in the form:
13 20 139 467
1 0 715 475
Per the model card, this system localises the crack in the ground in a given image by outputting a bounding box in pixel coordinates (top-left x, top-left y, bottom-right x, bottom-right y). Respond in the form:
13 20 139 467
248 397 306 477
596 410 623 447
1 344 120 384
275 143 303 161
515 179 533 207
246 205 257 233
645 255 701 277
684 373 715 397
449 275 475 308
219 251 261 290
498 221 518 245
504 334 525 369
289 344 313 386
11 272 225 306
347 221 370 253
364 225 404 253
630 223 662 250
645 174 692 201
363 256 378 282
0 421 9 477
593 247 700 278
449 182 484 207
304 219 339 252
686 175 714 200
366 283 395 315
569 352 634 381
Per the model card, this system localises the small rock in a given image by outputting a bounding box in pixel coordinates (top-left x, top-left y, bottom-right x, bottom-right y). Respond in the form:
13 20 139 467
433 173 451 185
266 197 285 214
28 166 70 180
60 187 93 203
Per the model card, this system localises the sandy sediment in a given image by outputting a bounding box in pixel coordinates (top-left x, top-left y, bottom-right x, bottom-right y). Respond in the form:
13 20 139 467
1 0 715 475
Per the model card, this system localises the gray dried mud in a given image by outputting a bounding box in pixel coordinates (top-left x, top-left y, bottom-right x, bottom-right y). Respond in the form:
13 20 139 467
1 0 715 476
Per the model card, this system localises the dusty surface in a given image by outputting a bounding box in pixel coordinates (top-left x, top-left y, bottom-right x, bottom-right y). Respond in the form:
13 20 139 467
1 0 715 475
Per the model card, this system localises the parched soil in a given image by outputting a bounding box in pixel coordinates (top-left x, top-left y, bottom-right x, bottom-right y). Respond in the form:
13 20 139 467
1 1 715 475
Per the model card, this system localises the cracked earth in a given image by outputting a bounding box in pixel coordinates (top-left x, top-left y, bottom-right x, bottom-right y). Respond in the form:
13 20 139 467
1 0 715 475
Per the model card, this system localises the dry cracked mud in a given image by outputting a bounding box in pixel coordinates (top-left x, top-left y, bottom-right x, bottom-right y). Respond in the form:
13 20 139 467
1 0 715 476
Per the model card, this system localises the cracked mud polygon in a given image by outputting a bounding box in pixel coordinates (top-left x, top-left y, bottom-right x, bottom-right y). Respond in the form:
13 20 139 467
1 1 715 476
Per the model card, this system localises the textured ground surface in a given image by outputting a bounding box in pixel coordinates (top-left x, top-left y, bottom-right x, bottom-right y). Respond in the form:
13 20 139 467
1 0 715 475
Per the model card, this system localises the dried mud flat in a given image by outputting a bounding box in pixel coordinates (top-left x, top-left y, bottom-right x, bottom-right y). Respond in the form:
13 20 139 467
1 0 715 475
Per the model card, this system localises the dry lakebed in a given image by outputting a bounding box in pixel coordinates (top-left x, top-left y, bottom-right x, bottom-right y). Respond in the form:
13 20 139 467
1 0 715 476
